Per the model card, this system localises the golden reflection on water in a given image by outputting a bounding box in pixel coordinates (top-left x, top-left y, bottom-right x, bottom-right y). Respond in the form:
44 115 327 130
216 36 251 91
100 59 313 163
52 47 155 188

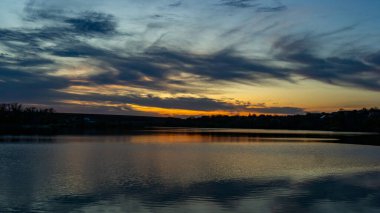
0 132 380 212
127 133 337 144
45 134 380 186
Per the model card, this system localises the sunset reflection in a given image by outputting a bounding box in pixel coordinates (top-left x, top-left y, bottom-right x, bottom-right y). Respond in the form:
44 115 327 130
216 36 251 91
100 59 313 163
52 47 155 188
1 133 380 212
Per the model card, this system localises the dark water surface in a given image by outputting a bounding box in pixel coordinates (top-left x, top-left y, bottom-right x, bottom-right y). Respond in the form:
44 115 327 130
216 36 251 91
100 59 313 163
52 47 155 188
0 129 380 212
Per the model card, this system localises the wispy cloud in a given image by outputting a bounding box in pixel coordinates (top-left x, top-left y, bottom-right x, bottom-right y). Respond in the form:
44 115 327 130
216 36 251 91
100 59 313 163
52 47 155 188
219 0 258 8
272 33 380 90
256 5 286 13
169 1 182 7
0 0 379 115
219 0 287 12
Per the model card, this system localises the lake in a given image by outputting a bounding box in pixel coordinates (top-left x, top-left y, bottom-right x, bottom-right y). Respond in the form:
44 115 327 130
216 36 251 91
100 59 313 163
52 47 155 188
0 129 379 212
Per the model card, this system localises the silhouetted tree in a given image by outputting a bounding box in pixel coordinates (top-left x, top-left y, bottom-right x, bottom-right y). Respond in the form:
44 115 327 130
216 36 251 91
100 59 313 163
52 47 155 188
0 103 379 133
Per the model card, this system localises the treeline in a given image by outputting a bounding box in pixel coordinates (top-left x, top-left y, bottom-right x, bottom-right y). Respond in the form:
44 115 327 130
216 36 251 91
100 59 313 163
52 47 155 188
0 103 56 133
0 103 54 113
0 103 380 133
184 108 380 132
0 103 177 134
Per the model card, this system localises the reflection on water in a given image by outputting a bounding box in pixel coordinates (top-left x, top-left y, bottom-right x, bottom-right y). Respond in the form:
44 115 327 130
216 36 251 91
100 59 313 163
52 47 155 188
0 131 380 212
149 127 378 135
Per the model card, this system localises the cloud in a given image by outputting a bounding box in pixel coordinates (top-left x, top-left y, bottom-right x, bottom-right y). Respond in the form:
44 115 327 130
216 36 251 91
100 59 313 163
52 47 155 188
116 47 289 86
273 34 380 90
1 0 379 115
256 5 286 12
5 1 378 95
23 0 64 21
1 14 379 114
219 0 258 8
0 11 117 104
22 1 117 36
168 1 182 7
64 12 117 35
367 51 380 66
59 90 306 116
42 41 292 91
219 0 287 12
0 66 70 102
66 95 243 112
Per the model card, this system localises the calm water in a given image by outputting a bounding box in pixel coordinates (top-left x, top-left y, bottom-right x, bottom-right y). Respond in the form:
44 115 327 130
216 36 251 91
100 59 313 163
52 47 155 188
0 129 380 212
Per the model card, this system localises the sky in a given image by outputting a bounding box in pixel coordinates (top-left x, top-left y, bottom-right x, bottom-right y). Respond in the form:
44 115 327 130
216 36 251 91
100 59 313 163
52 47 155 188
0 0 380 117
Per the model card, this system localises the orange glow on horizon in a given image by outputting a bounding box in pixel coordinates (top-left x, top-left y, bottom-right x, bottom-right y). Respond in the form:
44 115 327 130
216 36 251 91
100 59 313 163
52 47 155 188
127 103 252 116
60 100 255 117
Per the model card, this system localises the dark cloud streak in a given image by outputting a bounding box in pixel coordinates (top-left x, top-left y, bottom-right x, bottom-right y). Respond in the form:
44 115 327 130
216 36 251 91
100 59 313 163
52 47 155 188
219 0 287 12
256 5 286 13
0 0 379 115
219 0 258 8
273 34 380 90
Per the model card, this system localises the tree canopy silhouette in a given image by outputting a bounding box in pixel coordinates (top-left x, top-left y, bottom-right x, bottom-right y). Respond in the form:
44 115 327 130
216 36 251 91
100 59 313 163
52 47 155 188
0 103 379 134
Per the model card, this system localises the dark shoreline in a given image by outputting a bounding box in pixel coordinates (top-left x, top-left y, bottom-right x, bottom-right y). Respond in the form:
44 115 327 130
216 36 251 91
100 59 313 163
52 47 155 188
1 127 379 146
1 105 379 146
